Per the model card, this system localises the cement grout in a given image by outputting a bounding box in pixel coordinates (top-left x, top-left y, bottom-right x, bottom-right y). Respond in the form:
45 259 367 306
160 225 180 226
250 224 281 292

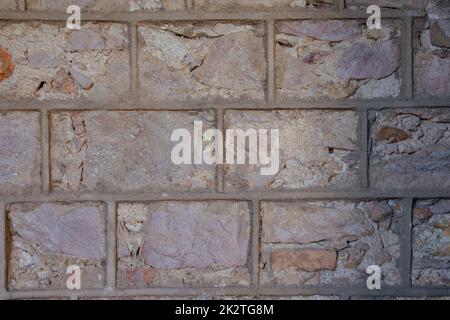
0 190 449 203
402 16 414 100
250 200 260 288
266 19 275 103
1 98 448 111
129 22 139 102
359 108 369 189
6 285 450 300
0 9 426 23
400 198 413 288
216 109 225 193
106 201 117 291
40 109 50 194
0 4 448 300
0 202 6 300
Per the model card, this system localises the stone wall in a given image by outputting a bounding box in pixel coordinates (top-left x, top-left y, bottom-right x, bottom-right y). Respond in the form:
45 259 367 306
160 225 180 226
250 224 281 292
0 0 449 300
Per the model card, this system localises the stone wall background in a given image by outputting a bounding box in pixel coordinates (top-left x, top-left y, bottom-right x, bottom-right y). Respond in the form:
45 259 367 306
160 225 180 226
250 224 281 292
0 0 449 300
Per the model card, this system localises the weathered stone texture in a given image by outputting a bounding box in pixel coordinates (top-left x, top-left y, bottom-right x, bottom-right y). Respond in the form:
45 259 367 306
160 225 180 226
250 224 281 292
224 110 359 191
194 0 335 10
345 0 428 10
427 0 450 20
261 200 402 286
117 201 251 288
26 0 185 11
7 202 106 290
276 20 402 100
0 0 17 10
0 112 41 196
50 110 216 193
138 23 266 102
415 19 450 97
369 108 450 189
412 199 450 286
0 22 130 102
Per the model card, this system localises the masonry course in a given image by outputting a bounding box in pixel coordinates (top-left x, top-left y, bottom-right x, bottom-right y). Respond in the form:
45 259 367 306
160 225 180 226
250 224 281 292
0 0 449 300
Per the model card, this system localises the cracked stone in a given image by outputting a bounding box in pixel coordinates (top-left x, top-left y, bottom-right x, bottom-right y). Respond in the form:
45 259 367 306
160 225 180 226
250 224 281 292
0 22 130 102
0 112 41 196
415 20 450 97
429 199 450 214
261 200 402 286
50 111 216 193
278 20 361 42
370 108 450 189
336 40 400 80
138 23 266 102
412 199 450 286
117 201 251 288
276 20 402 100
224 110 359 191
7 202 106 290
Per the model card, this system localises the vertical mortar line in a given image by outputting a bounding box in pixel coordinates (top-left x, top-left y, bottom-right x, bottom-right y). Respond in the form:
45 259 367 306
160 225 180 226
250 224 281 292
401 198 413 288
41 109 50 194
18 0 26 11
0 202 7 300
250 199 261 291
402 16 413 100
216 109 225 193
106 201 117 291
130 22 139 103
266 19 276 103
338 0 345 11
359 107 369 189
186 0 194 10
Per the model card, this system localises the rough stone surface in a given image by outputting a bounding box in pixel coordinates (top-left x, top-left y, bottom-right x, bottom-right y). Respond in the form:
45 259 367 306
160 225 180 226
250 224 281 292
415 19 450 97
0 0 17 10
26 0 185 11
117 201 251 288
0 112 41 196
412 199 450 286
276 20 402 100
261 200 402 286
194 0 335 10
224 110 359 191
7 202 106 290
138 23 266 102
270 249 337 272
427 0 450 20
0 22 130 102
369 108 450 189
50 110 216 193
346 0 428 10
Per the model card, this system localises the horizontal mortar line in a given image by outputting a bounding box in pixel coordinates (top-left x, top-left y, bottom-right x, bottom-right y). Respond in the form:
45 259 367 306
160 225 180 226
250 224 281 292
0 98 449 112
8 287 260 299
259 286 450 297
1 189 449 203
0 9 426 22
7 286 450 299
